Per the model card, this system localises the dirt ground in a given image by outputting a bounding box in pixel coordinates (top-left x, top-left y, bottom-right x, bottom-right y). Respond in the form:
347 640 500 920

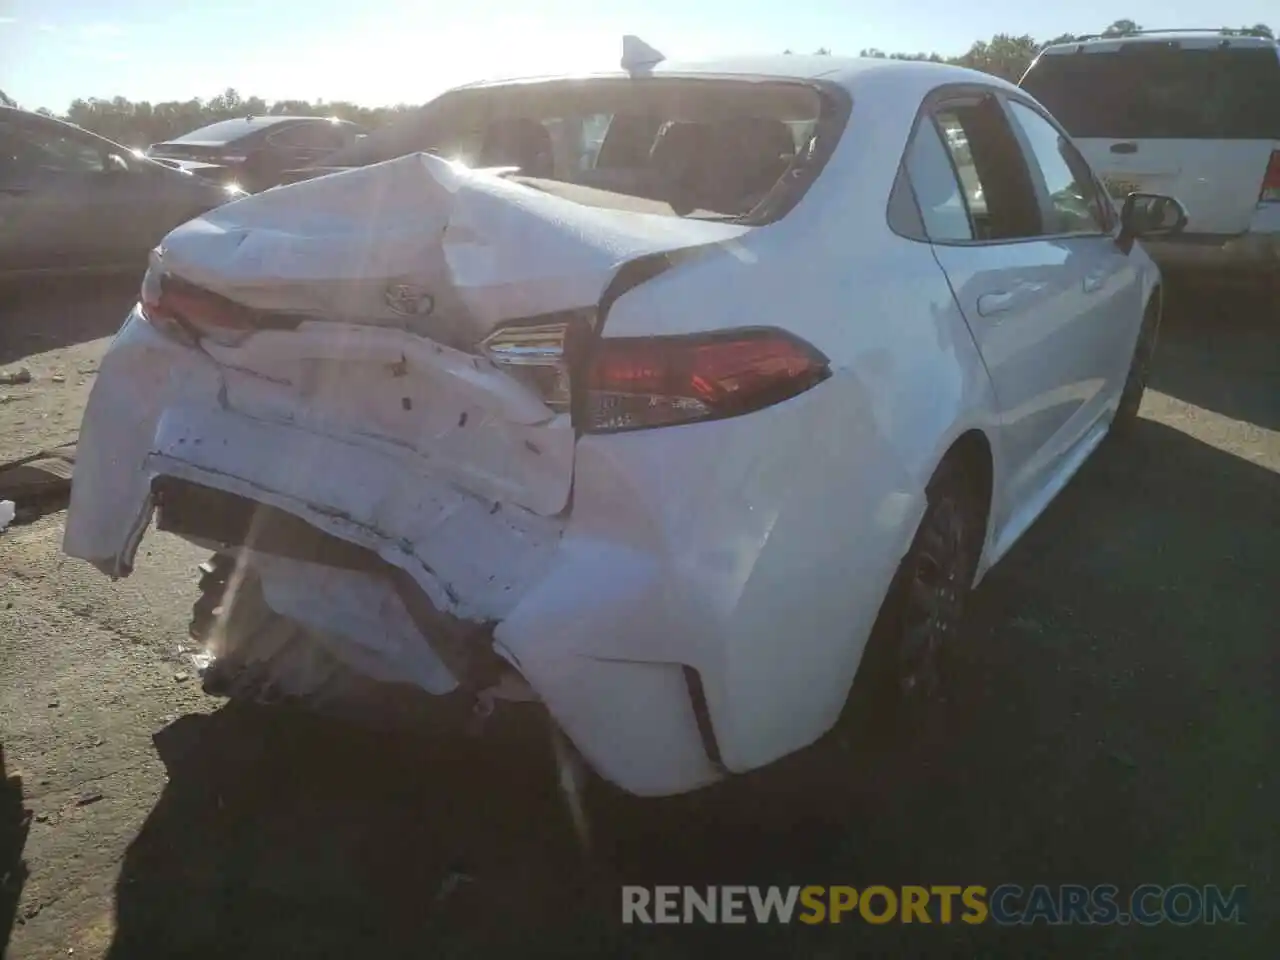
1 281 1277 959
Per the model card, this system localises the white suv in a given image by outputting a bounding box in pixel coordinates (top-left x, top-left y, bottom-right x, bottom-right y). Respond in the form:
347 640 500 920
1021 30 1280 290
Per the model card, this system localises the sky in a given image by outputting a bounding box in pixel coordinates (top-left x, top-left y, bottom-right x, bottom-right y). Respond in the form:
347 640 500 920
1 0 1275 112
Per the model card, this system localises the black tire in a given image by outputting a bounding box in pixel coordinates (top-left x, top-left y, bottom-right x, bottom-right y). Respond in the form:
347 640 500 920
859 456 986 716
1113 298 1161 433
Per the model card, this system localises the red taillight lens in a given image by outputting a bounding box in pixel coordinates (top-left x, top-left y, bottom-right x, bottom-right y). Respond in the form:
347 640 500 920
1260 151 1280 203
139 253 256 345
581 327 829 433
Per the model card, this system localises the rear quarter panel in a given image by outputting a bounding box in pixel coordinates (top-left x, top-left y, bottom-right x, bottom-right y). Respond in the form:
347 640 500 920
573 87 1004 769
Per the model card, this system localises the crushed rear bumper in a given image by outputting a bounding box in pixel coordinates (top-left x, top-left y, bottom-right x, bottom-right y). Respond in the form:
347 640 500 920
63 309 723 795
64 303 916 796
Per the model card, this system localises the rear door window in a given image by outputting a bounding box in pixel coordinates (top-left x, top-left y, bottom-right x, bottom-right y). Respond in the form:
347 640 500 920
0 118 107 177
908 95 1042 242
1006 100 1110 235
903 119 972 241
1021 47 1280 140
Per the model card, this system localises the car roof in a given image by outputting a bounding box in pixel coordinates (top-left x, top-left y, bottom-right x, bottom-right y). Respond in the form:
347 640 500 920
0 104 119 142
1039 30 1280 56
167 115 326 144
453 55 1019 98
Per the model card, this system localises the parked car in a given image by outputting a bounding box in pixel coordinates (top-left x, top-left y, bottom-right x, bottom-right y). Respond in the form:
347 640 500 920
276 107 436 184
0 106 235 281
64 54 1185 798
147 115 367 192
1020 29 1280 290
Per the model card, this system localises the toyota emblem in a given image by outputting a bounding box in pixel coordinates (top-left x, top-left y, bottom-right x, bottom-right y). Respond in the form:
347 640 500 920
385 284 435 318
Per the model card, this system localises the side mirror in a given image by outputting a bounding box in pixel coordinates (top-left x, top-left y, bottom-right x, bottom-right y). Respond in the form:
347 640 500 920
1118 192 1188 250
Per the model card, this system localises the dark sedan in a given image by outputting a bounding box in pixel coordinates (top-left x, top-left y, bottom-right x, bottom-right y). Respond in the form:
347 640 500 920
0 106 233 281
148 115 367 192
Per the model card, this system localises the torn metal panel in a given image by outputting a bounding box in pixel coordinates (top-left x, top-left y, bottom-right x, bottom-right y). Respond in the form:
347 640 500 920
251 553 460 695
146 402 565 620
62 310 223 577
202 322 577 517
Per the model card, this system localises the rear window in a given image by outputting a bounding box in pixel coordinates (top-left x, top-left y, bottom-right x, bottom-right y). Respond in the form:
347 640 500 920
1021 47 1280 140
318 77 845 222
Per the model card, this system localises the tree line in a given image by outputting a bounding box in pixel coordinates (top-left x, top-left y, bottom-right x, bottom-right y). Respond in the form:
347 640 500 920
52 90 417 150
23 19 1278 148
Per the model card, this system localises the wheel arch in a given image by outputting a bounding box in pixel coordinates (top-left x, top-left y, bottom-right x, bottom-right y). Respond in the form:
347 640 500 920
932 427 997 583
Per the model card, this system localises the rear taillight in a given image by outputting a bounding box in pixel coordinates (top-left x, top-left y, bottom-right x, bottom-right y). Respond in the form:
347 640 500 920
1260 151 1280 203
139 250 164 315
138 252 190 343
581 328 829 433
480 317 583 412
480 320 829 432
139 250 254 346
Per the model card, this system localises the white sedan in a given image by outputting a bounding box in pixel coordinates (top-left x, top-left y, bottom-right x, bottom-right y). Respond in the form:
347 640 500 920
64 53 1187 796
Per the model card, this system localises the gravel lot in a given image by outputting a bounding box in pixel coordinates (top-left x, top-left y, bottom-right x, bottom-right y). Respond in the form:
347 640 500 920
1 282 1277 959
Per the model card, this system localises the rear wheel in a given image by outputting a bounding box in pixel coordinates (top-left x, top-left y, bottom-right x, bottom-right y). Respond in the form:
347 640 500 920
860 456 986 716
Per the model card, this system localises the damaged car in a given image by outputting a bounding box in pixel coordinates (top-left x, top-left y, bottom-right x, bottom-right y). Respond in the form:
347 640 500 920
64 51 1187 797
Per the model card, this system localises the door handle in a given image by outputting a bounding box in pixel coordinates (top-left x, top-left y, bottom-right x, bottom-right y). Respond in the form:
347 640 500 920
977 291 1016 316
1110 141 1138 154
0 186 30 196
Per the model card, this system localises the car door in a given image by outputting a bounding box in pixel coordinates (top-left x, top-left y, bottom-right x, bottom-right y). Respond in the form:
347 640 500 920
904 89 1107 530
0 114 104 272
1002 96 1143 410
1 114 212 275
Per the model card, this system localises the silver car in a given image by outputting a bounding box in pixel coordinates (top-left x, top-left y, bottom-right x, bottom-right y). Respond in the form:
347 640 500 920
0 106 234 281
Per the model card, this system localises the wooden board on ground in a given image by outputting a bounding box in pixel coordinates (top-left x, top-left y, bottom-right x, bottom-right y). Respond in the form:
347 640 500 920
0 442 77 512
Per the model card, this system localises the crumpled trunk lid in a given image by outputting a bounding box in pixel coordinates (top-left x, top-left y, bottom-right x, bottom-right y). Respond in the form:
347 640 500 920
141 153 748 521
159 151 749 344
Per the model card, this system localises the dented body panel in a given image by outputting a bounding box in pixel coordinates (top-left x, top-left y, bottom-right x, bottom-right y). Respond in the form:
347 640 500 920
158 152 750 337
63 58 1155 796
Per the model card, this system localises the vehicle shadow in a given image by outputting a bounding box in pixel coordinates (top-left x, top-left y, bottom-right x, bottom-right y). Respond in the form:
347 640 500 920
0 276 139 367
1153 288 1280 431
103 419 1276 959
1 744 32 957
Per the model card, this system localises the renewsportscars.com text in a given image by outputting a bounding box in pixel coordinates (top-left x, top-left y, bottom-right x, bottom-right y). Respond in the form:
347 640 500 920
621 884 1247 926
